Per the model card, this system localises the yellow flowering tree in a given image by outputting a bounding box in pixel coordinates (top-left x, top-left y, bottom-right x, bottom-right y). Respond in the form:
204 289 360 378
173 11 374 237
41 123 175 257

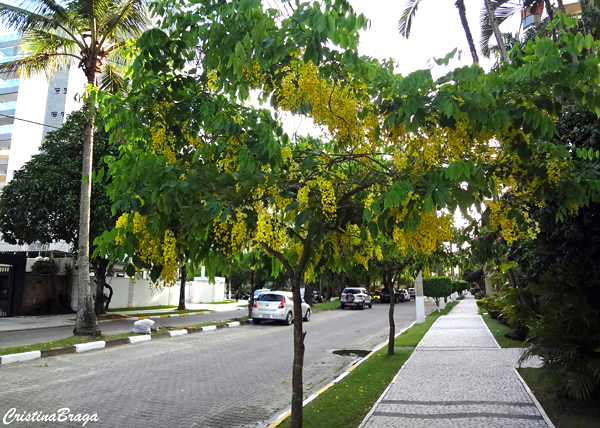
95 4 600 427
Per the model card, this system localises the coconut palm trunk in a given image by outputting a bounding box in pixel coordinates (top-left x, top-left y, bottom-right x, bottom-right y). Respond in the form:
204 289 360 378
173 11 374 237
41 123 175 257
74 69 100 335
454 0 479 63
483 0 508 62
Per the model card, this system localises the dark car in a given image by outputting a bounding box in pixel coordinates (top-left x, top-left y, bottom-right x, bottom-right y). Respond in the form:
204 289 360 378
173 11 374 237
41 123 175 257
312 291 323 304
379 288 408 303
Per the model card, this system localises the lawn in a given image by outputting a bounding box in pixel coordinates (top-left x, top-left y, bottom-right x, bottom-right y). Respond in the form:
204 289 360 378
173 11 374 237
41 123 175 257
278 302 458 428
311 299 340 311
518 368 600 428
478 308 528 348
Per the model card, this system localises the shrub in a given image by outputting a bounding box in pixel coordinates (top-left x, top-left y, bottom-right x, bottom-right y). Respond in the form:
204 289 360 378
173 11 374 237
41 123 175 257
31 258 60 275
423 277 452 307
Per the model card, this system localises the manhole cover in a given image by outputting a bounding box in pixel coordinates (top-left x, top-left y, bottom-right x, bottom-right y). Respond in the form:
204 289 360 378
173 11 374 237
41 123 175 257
332 349 371 358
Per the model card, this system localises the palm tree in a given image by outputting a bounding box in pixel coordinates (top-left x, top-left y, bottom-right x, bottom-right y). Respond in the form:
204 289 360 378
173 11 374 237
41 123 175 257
398 0 480 63
479 0 572 58
0 0 149 335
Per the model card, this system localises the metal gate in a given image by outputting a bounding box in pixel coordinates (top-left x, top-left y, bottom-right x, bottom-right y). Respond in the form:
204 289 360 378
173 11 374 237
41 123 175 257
0 265 14 317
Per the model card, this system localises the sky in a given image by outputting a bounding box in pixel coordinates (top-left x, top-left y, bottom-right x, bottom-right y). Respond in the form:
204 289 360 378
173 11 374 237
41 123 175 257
349 0 521 75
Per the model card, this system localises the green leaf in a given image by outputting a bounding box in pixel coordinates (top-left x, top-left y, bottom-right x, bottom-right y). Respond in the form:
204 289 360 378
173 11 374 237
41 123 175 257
368 221 378 240
285 200 299 212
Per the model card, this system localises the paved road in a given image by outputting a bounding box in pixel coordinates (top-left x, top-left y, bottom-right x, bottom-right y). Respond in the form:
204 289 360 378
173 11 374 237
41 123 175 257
0 300 436 428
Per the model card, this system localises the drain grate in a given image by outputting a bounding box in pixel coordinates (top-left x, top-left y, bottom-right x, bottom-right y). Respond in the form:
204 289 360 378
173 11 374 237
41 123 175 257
332 349 371 357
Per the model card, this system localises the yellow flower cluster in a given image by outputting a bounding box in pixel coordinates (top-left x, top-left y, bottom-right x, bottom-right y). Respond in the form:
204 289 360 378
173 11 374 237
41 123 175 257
161 230 178 287
255 206 287 251
150 101 177 164
317 176 336 221
243 61 265 88
212 210 248 256
115 213 129 245
487 200 539 243
392 212 453 255
297 185 310 210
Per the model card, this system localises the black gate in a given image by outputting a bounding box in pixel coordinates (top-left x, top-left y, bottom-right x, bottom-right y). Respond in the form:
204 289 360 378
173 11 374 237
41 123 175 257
0 265 14 317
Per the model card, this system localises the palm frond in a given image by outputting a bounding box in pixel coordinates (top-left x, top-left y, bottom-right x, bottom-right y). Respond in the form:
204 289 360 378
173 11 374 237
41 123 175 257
397 0 422 38
98 60 125 94
99 0 149 42
479 0 522 58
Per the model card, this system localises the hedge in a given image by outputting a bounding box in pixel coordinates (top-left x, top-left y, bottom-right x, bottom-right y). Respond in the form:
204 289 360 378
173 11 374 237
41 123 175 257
423 277 452 300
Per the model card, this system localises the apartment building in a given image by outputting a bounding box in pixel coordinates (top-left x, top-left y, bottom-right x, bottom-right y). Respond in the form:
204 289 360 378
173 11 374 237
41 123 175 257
0 34 84 190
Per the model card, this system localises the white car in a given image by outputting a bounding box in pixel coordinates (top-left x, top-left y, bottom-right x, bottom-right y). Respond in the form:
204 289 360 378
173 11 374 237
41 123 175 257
252 291 311 325
340 287 372 310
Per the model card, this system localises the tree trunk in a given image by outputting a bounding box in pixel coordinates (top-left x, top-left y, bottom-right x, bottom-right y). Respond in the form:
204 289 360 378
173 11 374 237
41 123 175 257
74 73 100 337
437 262 444 277
92 258 108 316
556 0 566 14
178 265 186 310
248 253 255 318
483 0 508 62
304 282 313 306
387 274 396 356
454 0 479 63
290 270 305 428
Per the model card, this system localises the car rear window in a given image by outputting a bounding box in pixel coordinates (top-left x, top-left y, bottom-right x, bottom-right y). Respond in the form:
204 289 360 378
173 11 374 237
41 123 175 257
343 288 361 294
258 294 284 302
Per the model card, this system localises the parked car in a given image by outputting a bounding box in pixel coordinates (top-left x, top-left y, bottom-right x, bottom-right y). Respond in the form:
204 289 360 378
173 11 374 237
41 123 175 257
300 288 323 305
340 287 372 310
399 289 410 302
252 289 270 302
380 288 409 303
408 288 415 300
252 291 311 325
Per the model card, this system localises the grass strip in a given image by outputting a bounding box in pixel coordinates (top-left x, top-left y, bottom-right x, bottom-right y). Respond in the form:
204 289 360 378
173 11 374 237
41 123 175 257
0 332 135 356
0 317 251 356
203 300 237 304
112 309 210 318
518 368 600 428
478 308 528 348
311 300 340 311
278 302 458 428
108 305 177 312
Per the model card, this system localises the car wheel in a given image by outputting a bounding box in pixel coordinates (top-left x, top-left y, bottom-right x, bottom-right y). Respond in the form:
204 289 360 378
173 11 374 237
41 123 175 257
252 318 261 324
369 301 373 309
285 311 293 325
303 309 311 322
340 303 345 310
360 302 365 310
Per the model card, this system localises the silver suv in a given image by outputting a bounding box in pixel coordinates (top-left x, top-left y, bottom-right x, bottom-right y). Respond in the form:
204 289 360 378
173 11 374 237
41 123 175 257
340 287 372 310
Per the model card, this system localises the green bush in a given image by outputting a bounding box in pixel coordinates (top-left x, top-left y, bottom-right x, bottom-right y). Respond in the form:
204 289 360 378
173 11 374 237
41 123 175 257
451 280 468 294
423 277 452 306
31 258 60 275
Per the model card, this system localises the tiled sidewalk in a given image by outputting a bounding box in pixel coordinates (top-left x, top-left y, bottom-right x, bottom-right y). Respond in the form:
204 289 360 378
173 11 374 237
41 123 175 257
360 295 552 428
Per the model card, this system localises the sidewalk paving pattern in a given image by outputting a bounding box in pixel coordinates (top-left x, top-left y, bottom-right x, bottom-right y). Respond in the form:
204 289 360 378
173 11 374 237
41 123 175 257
361 296 550 428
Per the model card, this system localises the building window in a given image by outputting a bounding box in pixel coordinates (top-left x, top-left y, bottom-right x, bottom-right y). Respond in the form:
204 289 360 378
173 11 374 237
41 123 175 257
61 112 64 118
51 112 57 118
54 88 60 94
63 88 67 94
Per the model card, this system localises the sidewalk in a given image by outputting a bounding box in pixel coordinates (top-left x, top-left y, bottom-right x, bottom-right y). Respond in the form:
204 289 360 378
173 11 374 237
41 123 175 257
360 295 551 428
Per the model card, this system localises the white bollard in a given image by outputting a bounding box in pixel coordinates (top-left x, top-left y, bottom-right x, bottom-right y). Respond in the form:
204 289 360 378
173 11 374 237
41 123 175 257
415 272 426 324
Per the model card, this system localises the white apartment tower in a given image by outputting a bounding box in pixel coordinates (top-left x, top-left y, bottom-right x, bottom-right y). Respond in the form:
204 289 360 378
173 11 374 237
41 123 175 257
0 34 85 190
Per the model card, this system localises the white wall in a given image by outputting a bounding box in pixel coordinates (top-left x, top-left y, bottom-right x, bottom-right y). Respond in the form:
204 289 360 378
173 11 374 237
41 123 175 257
188 276 226 303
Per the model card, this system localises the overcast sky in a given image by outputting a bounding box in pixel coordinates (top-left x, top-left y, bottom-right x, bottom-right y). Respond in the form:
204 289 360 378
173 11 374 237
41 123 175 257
349 0 522 75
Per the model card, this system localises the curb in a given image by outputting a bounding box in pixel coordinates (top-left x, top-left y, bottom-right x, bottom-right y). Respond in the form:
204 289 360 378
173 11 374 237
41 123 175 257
0 319 251 366
267 321 418 428
513 367 556 428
